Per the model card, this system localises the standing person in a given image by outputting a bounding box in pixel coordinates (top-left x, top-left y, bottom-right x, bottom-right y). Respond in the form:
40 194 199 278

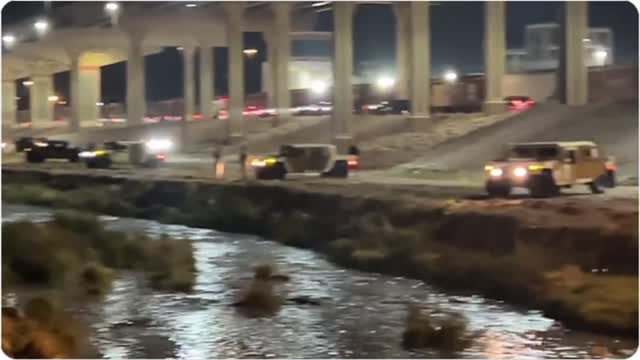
213 145 224 179
239 144 248 180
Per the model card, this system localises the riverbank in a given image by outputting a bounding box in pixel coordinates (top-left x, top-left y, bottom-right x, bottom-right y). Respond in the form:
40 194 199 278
2 168 638 337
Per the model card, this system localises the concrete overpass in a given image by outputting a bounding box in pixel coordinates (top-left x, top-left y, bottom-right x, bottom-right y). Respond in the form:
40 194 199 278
2 1 590 152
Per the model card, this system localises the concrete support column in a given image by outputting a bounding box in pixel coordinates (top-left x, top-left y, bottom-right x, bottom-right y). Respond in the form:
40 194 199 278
565 1 588 106
408 2 430 130
272 2 291 127
126 33 146 125
483 0 507 114
2 80 17 127
70 54 101 131
181 46 195 151
199 45 214 121
393 3 410 100
263 30 277 109
225 3 245 142
332 1 355 152
30 74 54 126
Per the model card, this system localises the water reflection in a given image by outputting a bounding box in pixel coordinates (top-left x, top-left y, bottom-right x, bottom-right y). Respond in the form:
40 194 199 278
2 204 636 359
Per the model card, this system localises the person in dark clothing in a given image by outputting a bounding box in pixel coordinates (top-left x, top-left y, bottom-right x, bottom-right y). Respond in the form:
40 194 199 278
239 145 248 180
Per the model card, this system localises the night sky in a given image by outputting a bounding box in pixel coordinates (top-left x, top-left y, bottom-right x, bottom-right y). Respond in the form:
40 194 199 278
2 1 638 107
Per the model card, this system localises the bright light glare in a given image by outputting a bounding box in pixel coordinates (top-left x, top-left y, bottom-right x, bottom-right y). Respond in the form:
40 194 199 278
105 2 119 12
79 151 97 158
47 95 59 102
490 168 503 177
310 80 328 94
2 34 15 46
22 80 34 87
594 50 608 61
185 3 197 7
376 76 395 90
34 20 48 33
243 48 258 56
443 70 458 83
96 102 104 106
513 167 527 177
146 139 173 152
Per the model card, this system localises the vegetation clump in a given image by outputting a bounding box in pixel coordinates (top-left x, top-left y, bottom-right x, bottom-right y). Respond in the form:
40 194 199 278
2 297 90 358
402 304 471 352
233 264 286 317
2 211 197 294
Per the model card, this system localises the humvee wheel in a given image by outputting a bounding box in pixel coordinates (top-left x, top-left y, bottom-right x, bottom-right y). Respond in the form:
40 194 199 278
324 160 349 178
529 173 559 198
256 163 286 180
588 181 604 194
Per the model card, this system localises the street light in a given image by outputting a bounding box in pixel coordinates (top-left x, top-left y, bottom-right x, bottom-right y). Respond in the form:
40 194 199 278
105 2 120 26
310 80 328 95
2 34 15 47
243 48 258 57
376 75 395 91
105 2 119 11
34 20 49 35
443 70 458 83
594 49 608 66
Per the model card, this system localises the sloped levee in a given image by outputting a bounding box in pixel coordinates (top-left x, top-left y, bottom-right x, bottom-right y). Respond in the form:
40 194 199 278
408 98 639 179
2 168 638 336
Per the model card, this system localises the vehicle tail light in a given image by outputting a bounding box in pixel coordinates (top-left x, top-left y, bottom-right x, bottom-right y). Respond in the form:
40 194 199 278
156 153 166 160
347 157 358 169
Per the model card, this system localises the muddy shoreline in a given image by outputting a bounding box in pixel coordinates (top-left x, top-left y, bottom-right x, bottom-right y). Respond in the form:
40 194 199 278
2 168 638 337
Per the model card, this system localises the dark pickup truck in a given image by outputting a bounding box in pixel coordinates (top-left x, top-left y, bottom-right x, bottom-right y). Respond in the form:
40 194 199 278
25 139 80 163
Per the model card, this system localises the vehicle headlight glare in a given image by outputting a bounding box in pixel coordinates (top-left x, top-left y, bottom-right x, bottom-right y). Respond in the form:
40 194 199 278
514 167 527 177
146 139 173 152
79 151 96 158
490 168 503 177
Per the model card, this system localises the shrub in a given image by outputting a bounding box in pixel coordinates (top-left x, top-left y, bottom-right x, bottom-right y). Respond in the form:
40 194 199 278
144 236 196 292
402 304 471 352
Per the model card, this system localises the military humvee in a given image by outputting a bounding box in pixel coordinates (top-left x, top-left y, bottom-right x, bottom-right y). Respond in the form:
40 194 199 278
484 141 616 197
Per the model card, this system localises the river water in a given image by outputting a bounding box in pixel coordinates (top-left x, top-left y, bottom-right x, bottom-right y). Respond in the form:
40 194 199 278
2 204 636 359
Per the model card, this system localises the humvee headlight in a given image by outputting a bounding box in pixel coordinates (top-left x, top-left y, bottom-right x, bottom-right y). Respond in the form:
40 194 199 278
251 157 276 167
514 167 527 177
251 159 266 167
484 165 494 171
528 164 544 171
490 168 503 177
34 141 48 147
79 151 96 158
79 150 106 158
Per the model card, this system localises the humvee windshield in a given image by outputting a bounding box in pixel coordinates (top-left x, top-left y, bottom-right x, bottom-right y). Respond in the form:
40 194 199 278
507 145 559 160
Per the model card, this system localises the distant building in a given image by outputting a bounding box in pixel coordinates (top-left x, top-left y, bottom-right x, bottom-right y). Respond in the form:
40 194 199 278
507 23 614 73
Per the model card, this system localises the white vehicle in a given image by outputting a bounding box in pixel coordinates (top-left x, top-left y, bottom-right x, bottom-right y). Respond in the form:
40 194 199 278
79 138 173 169
250 144 357 180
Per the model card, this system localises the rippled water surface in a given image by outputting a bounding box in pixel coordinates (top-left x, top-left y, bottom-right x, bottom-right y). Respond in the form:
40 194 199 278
2 204 636 359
